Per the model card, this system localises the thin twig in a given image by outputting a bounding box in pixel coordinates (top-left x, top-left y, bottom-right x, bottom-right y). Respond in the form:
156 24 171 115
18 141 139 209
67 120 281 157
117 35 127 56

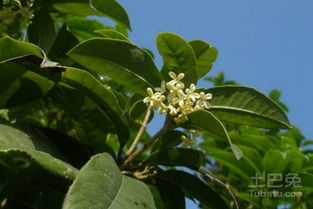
126 107 152 156
121 127 166 168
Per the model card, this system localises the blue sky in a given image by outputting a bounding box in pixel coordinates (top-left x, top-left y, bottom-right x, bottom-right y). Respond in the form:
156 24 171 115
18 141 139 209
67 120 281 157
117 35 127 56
118 0 313 208
119 0 313 140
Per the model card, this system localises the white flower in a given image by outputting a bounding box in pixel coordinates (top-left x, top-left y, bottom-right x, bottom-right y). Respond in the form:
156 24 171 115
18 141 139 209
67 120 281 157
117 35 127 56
167 104 178 116
178 104 194 115
185 84 200 102
167 83 185 102
158 102 168 114
143 88 165 108
155 81 166 94
143 71 213 125
167 71 185 88
195 92 212 109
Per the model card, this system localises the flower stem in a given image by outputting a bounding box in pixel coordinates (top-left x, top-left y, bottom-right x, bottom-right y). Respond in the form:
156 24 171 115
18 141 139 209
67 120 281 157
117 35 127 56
122 127 166 168
126 106 152 156
121 117 174 169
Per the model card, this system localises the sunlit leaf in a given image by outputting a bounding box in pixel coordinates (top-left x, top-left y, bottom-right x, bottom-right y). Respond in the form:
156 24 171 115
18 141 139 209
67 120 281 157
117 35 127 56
67 38 161 94
63 153 156 209
208 86 291 129
157 32 197 85
189 40 218 79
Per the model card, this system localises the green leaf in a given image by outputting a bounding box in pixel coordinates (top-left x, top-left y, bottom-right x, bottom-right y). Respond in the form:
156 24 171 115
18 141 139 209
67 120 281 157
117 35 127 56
206 148 255 181
53 1 95 16
286 150 304 172
53 0 131 30
48 25 79 59
67 38 161 94
208 85 291 129
189 40 218 79
49 84 116 154
151 130 184 152
157 170 229 209
0 124 77 180
0 63 55 108
157 32 197 85
263 149 288 173
96 29 130 41
27 10 56 53
63 153 156 209
61 67 129 146
0 36 42 62
90 0 131 30
66 16 107 41
238 145 263 174
187 110 242 159
145 148 205 169
152 179 186 209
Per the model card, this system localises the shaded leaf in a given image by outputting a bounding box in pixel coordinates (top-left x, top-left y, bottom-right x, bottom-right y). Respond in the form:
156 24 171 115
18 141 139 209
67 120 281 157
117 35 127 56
145 148 205 169
0 124 77 180
61 67 129 146
152 179 185 209
151 130 184 153
27 10 56 53
48 25 79 59
0 63 55 108
157 170 229 209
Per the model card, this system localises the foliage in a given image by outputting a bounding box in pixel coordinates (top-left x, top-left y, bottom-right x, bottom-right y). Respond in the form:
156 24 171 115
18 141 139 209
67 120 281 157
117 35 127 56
0 1 310 209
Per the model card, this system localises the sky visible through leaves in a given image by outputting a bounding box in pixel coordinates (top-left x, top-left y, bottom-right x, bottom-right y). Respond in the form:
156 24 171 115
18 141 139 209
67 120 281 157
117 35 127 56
117 0 313 140
101 1 313 208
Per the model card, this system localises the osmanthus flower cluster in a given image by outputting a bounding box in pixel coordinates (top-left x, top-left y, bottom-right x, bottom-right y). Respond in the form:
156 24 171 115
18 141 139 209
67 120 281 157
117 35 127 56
143 71 212 124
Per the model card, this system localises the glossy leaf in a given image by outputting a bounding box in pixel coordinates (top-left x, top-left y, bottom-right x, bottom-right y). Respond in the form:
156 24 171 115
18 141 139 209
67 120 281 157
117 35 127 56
67 38 161 94
188 110 242 159
151 130 184 153
54 0 131 29
48 25 79 59
63 153 156 209
0 36 42 62
61 67 129 145
189 40 218 79
157 170 229 209
96 29 130 41
66 16 107 41
28 10 56 52
208 85 291 129
0 63 55 108
157 32 197 85
0 124 77 180
53 1 95 16
145 148 205 169
90 0 131 30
